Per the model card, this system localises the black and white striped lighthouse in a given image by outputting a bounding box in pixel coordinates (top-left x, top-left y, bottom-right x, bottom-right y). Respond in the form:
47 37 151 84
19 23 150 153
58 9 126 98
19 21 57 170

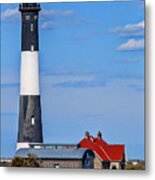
17 3 43 150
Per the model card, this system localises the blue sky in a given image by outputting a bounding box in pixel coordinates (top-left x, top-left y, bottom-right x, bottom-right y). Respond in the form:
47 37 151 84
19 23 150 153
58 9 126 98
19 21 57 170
0 0 144 160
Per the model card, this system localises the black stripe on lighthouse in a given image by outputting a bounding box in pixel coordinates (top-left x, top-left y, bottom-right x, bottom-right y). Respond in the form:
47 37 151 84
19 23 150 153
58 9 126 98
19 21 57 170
20 3 40 51
17 3 43 150
18 96 43 142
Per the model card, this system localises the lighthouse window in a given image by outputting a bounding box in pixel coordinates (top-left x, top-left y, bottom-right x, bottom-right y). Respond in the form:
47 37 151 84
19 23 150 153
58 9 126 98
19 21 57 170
34 15 38 20
30 23 34 31
25 15 30 20
31 116 35 125
31 45 34 51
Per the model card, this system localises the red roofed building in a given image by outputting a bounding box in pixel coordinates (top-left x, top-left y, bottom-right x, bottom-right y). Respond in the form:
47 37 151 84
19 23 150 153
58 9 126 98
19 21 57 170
79 131 126 169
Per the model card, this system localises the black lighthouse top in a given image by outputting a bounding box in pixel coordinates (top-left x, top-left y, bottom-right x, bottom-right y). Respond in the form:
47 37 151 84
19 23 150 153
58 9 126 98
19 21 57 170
19 3 41 51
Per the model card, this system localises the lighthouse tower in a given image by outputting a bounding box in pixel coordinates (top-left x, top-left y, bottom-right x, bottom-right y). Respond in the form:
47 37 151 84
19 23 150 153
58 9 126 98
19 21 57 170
17 3 43 150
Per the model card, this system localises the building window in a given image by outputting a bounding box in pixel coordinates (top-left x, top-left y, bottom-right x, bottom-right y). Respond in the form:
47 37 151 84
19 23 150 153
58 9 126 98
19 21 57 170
112 165 117 169
34 145 41 149
54 164 60 168
102 161 110 169
30 23 34 31
31 116 35 125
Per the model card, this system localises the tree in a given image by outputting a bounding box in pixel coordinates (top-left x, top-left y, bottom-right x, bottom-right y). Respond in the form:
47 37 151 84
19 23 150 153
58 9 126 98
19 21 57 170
125 161 145 170
11 154 40 167
11 157 26 167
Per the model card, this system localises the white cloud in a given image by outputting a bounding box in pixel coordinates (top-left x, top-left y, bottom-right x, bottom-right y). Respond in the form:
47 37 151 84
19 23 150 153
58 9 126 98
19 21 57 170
63 10 74 17
109 21 144 37
40 9 75 29
40 68 107 88
40 9 75 20
41 21 58 30
1 8 19 22
124 21 144 30
42 69 94 86
117 39 144 51
41 9 61 19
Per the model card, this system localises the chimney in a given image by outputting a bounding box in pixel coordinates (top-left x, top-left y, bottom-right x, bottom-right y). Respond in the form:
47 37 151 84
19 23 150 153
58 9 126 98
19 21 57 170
97 131 102 140
85 131 90 139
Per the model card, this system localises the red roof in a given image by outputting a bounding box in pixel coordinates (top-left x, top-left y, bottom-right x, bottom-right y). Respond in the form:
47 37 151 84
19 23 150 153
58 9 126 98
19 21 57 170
79 135 125 161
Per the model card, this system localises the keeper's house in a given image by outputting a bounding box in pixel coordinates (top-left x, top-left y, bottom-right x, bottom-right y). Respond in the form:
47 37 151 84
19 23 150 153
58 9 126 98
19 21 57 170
15 144 94 169
79 131 126 169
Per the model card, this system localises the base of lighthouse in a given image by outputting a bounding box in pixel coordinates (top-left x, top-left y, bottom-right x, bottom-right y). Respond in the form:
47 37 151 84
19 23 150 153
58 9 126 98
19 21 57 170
17 95 43 147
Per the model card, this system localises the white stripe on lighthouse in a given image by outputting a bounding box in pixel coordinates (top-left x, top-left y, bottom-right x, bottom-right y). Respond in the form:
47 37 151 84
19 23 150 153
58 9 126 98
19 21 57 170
20 51 40 95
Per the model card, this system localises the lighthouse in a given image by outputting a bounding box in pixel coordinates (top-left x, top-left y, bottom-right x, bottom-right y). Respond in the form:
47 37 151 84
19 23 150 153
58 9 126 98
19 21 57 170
17 3 43 150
